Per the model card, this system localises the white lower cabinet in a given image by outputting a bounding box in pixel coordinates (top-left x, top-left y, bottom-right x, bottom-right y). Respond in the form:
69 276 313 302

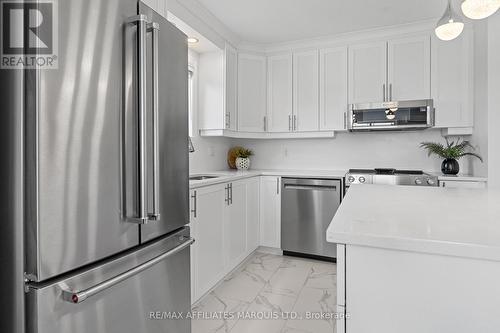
189 184 226 303
224 181 247 271
259 176 281 248
190 177 261 303
246 177 261 254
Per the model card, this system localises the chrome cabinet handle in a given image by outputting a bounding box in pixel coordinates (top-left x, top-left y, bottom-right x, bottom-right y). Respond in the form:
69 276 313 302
389 83 393 101
383 83 386 102
343 112 347 130
61 238 195 304
225 185 229 205
276 178 280 195
293 115 297 131
127 15 149 224
229 183 233 205
288 115 292 131
190 191 197 218
148 22 160 221
263 116 267 132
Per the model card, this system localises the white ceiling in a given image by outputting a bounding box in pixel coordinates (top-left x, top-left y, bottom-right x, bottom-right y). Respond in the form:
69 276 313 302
167 12 220 53
196 0 450 44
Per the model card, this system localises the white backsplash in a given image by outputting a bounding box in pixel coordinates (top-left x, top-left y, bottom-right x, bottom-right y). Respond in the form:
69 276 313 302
232 129 477 174
189 136 232 174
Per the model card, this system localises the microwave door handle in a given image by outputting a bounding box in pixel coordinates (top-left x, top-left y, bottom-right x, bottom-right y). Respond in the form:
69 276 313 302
148 22 161 221
127 15 149 224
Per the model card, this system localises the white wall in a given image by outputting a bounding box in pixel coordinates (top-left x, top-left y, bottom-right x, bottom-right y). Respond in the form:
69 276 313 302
488 14 500 188
471 22 489 177
189 136 233 173
232 129 477 173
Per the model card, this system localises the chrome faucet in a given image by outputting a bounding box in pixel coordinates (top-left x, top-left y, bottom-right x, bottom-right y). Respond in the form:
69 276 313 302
188 137 195 153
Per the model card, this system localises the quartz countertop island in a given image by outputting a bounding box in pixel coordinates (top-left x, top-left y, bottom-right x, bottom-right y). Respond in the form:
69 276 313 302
327 184 500 261
328 185 500 333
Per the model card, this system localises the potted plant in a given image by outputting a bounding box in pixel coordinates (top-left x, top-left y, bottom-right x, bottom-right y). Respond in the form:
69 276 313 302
234 147 254 170
420 138 483 175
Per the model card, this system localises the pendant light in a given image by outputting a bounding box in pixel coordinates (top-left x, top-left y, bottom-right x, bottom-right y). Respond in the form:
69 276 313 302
435 0 465 41
461 0 500 19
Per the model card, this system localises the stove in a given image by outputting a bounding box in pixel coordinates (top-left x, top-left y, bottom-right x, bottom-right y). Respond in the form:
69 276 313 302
345 168 438 187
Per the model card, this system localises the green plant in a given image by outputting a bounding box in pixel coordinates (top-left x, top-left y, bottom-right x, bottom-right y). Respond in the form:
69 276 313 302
420 138 483 161
234 147 254 159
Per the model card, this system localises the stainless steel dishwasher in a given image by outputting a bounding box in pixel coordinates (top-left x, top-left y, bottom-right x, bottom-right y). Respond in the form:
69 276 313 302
281 178 342 261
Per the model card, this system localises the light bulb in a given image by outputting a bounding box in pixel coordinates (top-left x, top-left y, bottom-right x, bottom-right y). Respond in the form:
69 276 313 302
435 0 465 41
461 0 500 19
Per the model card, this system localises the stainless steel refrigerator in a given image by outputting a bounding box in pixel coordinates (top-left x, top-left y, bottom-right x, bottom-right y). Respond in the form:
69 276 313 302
1 1 191 332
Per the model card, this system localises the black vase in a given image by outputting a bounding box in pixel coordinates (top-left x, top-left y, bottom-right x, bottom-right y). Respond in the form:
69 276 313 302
441 158 460 175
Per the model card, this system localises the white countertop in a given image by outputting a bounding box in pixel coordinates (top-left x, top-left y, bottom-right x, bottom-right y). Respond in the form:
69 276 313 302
432 173 488 182
327 184 500 261
189 169 347 188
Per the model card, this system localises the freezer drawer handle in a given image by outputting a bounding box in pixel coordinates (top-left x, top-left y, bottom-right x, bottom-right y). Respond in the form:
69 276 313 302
283 184 337 191
61 238 194 304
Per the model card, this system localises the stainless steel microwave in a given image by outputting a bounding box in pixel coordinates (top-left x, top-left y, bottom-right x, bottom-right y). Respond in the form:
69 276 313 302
348 99 434 131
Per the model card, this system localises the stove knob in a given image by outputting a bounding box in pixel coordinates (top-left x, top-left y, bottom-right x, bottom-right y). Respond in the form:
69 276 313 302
415 179 423 185
348 176 355 183
427 178 436 186
359 176 366 183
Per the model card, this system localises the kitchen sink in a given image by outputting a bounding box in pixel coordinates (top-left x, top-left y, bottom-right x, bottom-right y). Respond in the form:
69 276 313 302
189 175 221 181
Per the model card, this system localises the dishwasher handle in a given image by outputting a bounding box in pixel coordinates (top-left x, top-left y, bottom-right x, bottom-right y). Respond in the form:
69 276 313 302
283 184 337 191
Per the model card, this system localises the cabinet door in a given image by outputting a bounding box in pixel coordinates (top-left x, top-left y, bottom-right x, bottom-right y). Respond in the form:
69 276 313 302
348 41 387 104
198 51 225 130
225 44 238 130
189 189 196 304
432 28 474 128
319 46 348 131
387 35 431 101
259 176 281 248
238 53 267 132
267 53 293 132
191 184 226 300
224 181 248 271
293 50 320 131
246 177 260 254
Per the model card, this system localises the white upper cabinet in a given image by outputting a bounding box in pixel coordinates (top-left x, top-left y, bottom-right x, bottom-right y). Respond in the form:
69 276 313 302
238 53 267 132
319 46 348 131
387 35 431 101
224 44 238 130
432 27 473 129
198 51 225 130
267 53 293 132
348 41 387 104
293 50 320 131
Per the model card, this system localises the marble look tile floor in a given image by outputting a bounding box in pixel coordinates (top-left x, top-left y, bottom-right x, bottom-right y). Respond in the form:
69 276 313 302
192 252 338 333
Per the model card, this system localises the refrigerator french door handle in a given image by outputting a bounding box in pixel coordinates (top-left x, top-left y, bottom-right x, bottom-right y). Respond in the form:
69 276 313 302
148 21 161 221
60 238 195 304
127 15 149 224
